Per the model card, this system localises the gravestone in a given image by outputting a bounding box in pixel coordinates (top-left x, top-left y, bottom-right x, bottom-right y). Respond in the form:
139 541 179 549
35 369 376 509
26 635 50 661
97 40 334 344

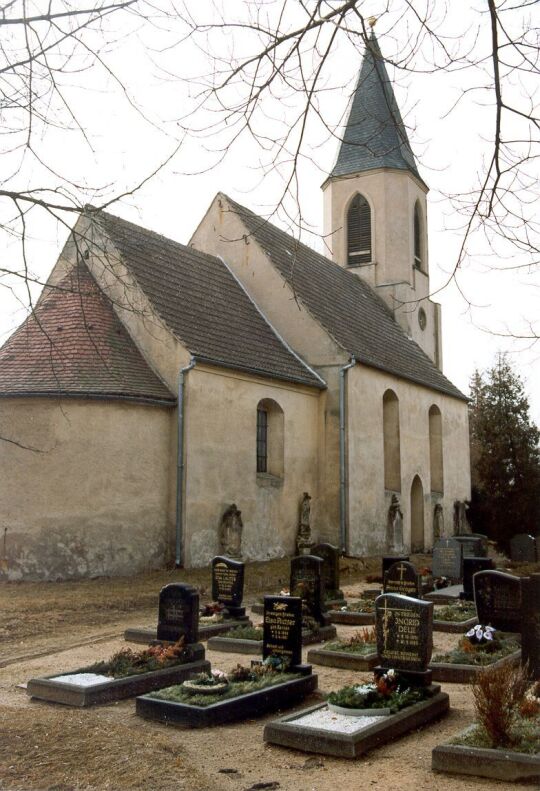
375 593 433 682
382 555 409 580
536 536 540 562
290 554 325 625
462 557 494 601
157 583 199 644
521 574 540 680
510 533 537 563
384 561 421 598
454 535 486 559
474 570 522 632
312 543 342 598
211 556 245 616
432 538 463 580
263 595 302 668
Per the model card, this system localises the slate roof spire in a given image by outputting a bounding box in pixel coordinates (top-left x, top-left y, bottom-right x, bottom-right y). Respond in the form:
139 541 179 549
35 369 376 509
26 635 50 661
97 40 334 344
331 31 424 184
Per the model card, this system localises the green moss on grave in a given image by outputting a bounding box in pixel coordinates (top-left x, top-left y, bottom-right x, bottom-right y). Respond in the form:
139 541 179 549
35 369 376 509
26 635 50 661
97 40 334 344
433 634 520 666
149 671 301 707
451 717 540 755
224 626 263 641
433 601 477 622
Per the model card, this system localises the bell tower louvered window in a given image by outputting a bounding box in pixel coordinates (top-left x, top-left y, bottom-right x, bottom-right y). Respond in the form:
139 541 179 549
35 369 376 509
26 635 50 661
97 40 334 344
414 203 423 270
347 194 371 266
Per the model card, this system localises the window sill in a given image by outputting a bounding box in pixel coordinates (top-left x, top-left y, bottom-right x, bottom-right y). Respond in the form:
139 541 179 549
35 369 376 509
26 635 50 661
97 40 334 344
347 261 375 268
256 473 284 489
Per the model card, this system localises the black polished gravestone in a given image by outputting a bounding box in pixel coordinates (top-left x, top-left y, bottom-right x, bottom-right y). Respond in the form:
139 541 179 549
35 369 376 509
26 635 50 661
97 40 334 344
375 593 434 685
474 570 522 633
510 533 537 563
384 561 421 598
263 596 303 669
382 555 409 580
312 543 343 599
290 555 326 625
462 557 494 601
454 535 486 559
432 538 463 580
157 583 199 644
211 556 245 617
521 574 540 680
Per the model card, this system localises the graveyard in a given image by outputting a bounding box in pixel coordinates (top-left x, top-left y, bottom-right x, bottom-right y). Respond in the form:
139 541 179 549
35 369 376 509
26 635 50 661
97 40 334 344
1 549 539 790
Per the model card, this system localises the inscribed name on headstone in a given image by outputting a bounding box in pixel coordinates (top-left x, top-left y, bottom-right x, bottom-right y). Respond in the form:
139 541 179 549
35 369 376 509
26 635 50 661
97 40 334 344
521 574 540 680
432 538 463 579
211 556 244 608
384 561 421 598
312 543 340 595
382 555 409 580
462 557 494 601
510 534 537 564
375 593 433 672
157 583 199 643
263 595 302 668
290 554 325 624
454 535 486 559
474 570 522 632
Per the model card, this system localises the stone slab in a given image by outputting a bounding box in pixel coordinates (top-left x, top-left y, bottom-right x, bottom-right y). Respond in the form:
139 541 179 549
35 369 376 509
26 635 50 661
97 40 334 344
136 671 317 728
264 686 449 758
328 610 374 626
432 733 540 782
424 585 463 603
124 618 252 645
429 649 521 684
432 615 478 634
306 647 378 671
206 625 337 655
27 654 210 707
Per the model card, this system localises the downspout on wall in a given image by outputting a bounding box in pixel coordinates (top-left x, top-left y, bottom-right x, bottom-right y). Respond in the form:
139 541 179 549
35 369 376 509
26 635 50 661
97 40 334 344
175 357 196 567
339 356 356 554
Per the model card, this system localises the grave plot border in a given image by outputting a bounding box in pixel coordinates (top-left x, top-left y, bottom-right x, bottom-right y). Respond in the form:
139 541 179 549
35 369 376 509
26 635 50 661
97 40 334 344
432 730 540 782
424 585 464 604
207 625 337 655
263 686 449 758
26 654 210 708
136 670 317 728
428 649 521 684
328 610 374 626
124 618 252 645
306 647 378 671
432 615 478 634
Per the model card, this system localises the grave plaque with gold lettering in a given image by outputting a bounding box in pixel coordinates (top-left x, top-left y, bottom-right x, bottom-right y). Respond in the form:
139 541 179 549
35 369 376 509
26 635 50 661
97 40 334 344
384 561 421 598
375 593 433 672
263 595 302 668
211 556 244 608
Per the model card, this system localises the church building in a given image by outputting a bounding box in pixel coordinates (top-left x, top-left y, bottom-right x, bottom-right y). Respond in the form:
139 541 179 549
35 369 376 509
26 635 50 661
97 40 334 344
0 33 470 580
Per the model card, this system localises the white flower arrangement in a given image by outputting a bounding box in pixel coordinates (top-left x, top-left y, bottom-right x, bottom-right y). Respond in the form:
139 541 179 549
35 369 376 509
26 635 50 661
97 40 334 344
466 625 496 644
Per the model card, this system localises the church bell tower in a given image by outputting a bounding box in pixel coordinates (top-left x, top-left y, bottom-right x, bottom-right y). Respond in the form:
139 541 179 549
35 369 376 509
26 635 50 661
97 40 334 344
322 28 442 368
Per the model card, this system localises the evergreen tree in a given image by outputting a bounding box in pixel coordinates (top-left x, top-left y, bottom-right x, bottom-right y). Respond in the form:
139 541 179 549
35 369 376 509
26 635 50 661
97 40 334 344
468 355 540 549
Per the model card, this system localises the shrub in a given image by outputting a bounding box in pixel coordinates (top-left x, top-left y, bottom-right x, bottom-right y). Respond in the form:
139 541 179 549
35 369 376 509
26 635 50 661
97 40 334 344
471 662 530 748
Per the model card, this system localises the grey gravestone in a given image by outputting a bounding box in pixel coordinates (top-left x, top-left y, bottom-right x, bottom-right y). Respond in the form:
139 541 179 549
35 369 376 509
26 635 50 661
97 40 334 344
510 534 537 563
432 538 463 580
211 556 245 615
462 557 494 601
382 555 409 580
157 583 199 643
454 536 485 559
474 570 522 632
521 574 540 680
263 595 302 668
312 543 341 595
290 554 325 625
384 561 421 598
375 593 433 673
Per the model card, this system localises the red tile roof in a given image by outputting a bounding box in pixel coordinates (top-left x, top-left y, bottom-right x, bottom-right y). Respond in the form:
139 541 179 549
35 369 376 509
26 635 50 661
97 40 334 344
0 263 175 404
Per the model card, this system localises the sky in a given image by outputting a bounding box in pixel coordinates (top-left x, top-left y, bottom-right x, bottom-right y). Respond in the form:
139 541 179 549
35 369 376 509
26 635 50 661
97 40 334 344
1 1 539 420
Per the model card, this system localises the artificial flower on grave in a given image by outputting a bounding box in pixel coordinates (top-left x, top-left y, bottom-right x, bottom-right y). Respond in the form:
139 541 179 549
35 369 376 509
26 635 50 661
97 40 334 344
465 625 496 646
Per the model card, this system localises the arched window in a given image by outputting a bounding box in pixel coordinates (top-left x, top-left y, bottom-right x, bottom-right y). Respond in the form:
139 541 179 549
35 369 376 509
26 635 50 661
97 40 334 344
429 405 443 493
256 399 284 477
413 202 423 270
347 194 371 266
383 389 401 491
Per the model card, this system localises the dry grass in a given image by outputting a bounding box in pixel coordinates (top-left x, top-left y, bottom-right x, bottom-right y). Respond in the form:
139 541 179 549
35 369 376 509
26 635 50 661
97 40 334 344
471 662 530 748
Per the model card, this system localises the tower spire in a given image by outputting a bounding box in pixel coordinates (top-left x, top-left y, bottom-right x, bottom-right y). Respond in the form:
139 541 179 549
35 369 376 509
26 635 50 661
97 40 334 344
331 31 424 185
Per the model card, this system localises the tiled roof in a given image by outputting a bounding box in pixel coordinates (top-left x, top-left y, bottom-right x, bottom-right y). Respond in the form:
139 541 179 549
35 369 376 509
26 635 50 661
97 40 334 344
95 211 324 389
0 264 175 403
331 32 423 183
225 195 467 401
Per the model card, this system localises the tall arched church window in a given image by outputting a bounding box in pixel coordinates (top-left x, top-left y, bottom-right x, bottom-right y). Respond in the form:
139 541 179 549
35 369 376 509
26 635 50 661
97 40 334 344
256 398 284 478
347 194 371 266
414 202 423 270
429 405 444 493
383 389 401 491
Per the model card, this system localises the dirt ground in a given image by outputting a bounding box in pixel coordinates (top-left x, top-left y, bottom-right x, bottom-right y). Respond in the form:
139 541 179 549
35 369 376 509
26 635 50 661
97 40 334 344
0 557 535 791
